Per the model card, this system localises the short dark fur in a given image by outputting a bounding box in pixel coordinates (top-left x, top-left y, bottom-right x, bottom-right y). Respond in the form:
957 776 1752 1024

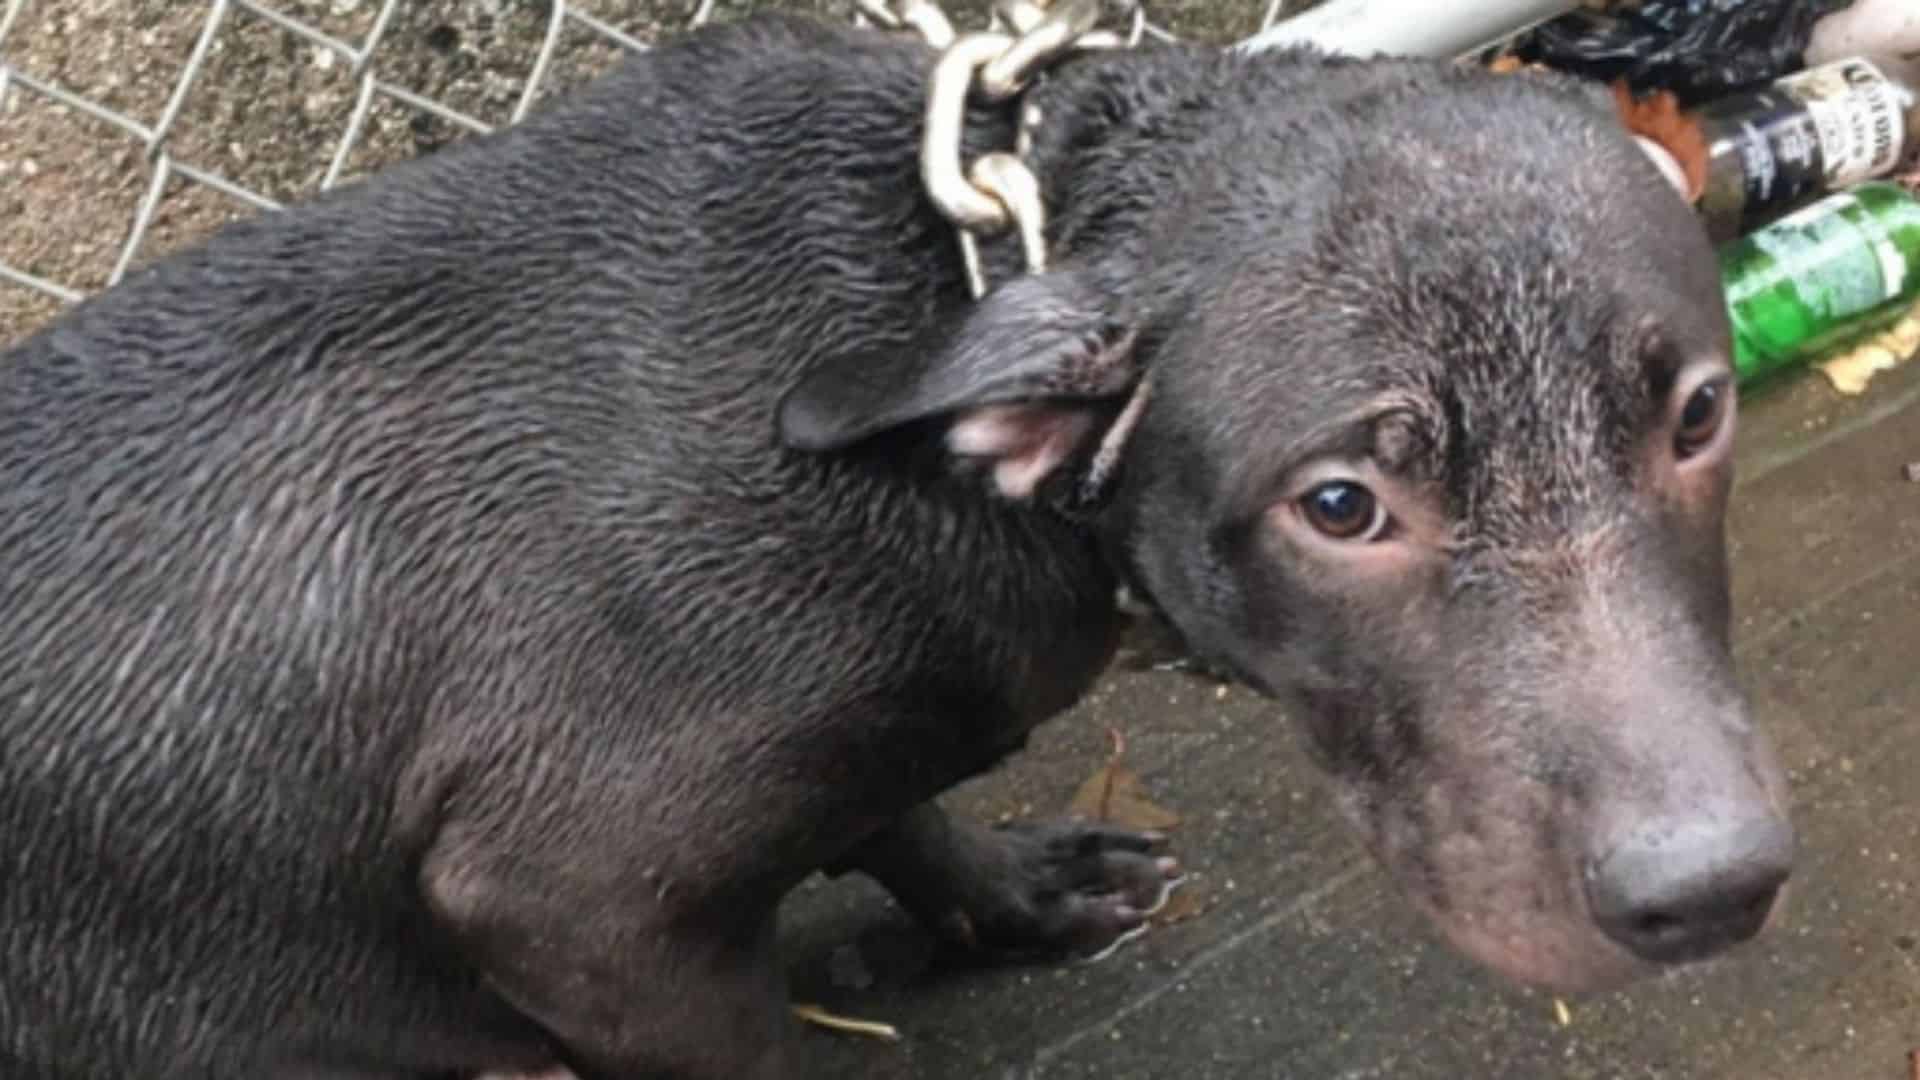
0 13 1787 1079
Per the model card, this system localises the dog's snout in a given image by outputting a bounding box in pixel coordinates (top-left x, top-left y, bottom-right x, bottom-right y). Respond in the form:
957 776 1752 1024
1586 816 1793 966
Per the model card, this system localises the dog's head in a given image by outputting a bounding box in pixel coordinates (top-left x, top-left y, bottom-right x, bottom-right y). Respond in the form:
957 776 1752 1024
780 51 1790 993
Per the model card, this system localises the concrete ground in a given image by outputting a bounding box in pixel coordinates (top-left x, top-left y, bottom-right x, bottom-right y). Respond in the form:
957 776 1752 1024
776 353 1920 1079
5 2 1919 1079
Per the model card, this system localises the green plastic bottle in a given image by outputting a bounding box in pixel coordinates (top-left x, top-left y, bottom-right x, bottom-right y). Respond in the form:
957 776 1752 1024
1720 180 1920 385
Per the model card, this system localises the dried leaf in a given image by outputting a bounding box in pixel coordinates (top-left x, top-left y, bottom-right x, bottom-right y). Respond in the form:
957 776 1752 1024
791 1003 901 1043
1610 82 1709 203
1066 729 1182 831
1067 761 1183 831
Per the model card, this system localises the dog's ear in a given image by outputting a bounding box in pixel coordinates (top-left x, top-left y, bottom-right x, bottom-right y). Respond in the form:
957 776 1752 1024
777 270 1139 499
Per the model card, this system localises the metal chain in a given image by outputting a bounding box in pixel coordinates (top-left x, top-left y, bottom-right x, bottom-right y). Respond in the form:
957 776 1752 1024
859 0 1133 298
858 0 1154 524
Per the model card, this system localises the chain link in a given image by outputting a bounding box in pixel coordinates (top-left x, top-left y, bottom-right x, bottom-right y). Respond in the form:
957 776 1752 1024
866 0 1130 298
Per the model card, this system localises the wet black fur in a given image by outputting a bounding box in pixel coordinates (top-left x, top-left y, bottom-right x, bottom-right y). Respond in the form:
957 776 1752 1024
0 11 1766 1079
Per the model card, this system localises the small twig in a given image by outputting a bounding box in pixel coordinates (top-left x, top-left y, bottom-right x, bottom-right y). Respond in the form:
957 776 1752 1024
791 1003 902 1043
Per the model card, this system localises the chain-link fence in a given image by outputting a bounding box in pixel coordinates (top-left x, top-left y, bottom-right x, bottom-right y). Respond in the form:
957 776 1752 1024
0 0 1302 345
0 0 664 302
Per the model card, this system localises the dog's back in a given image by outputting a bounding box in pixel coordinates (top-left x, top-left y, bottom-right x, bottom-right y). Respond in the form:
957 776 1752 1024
0 15 1126 1075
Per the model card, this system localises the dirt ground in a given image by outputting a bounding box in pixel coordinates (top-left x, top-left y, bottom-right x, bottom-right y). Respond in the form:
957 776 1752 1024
6 3 1920 1079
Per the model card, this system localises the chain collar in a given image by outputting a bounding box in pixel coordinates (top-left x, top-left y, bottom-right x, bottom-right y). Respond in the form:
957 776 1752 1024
857 0 1152 526
856 0 1137 298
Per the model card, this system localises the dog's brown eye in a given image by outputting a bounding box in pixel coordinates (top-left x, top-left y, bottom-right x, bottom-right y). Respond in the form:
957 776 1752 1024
1676 378 1730 457
1301 480 1387 541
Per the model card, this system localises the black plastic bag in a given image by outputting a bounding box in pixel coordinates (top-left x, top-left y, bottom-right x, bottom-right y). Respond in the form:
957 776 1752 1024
1508 0 1859 106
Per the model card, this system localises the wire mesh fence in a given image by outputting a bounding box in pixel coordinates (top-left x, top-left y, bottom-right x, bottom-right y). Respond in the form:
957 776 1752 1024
0 0 1299 344
0 0 697 339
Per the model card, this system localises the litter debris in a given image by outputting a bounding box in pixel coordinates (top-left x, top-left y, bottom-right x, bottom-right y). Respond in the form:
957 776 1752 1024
1574 13 1920 393
1815 291 1920 394
1508 0 1858 107
1902 461 1920 484
1820 341 1904 394
791 1002 902 1043
1684 54 1920 242
1067 728 1183 831
1552 996 1573 1027
1719 181 1920 386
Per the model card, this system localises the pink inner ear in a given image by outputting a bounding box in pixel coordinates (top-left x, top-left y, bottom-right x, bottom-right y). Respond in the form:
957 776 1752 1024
947 403 1097 499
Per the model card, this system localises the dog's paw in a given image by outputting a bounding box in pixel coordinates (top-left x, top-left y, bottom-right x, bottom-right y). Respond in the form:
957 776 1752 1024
938 820 1184 963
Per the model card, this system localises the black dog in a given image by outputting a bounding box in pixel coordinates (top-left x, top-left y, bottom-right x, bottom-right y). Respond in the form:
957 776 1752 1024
0 12 1790 1079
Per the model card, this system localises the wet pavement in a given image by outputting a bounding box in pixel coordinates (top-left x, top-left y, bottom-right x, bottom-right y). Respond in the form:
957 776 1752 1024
776 355 1920 1079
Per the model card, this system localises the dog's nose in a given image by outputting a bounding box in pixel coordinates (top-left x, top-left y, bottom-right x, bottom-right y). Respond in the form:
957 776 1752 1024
1586 816 1793 965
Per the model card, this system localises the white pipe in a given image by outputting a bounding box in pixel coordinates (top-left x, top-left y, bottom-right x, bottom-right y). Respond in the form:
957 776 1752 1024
1236 0 1582 61
1234 1 1694 198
